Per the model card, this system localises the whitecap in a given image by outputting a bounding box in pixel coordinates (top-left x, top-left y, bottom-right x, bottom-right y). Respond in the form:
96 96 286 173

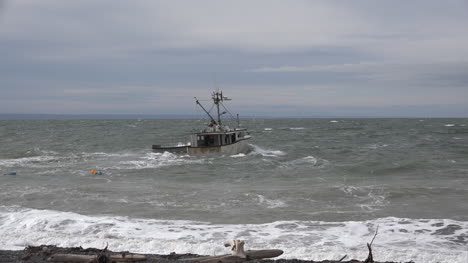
366 143 389 150
288 156 318 166
289 127 305 130
1 207 467 263
117 152 204 169
445 124 455 127
255 194 287 208
79 152 135 158
336 184 389 211
248 144 286 157
264 128 273 131
280 156 329 169
330 120 338 123
230 153 246 158
0 155 63 168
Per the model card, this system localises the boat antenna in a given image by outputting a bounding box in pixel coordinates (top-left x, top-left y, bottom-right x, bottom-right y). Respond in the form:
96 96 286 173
214 91 221 125
194 97 216 124
213 91 231 126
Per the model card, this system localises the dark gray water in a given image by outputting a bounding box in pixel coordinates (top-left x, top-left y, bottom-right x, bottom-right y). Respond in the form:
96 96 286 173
1 118 467 262
1 118 467 222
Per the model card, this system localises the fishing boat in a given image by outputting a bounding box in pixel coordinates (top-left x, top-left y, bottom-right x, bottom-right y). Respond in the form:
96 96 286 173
152 91 251 155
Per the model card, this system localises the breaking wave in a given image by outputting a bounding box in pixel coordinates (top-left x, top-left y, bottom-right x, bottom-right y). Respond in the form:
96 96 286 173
248 144 286 157
0 206 467 263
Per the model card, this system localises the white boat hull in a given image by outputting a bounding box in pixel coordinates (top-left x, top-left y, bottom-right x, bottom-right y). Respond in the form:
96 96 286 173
153 138 250 155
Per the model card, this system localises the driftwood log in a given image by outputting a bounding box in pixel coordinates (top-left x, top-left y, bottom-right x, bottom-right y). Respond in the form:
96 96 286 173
49 253 147 262
49 254 99 263
182 240 283 263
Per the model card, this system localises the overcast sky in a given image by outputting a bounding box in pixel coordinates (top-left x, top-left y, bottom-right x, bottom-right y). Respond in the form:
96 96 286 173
1 0 467 117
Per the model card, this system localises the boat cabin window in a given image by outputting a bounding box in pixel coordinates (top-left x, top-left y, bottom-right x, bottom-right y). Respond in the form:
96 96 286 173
197 134 238 147
200 134 221 146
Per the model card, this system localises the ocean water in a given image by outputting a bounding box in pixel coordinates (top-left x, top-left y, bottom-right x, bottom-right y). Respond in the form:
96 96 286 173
1 118 468 262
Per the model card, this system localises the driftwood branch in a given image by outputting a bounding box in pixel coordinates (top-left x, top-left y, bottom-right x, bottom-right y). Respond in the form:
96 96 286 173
363 225 379 263
97 243 109 263
224 240 246 258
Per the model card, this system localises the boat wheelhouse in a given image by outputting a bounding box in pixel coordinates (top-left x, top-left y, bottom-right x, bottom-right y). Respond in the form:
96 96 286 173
152 91 251 155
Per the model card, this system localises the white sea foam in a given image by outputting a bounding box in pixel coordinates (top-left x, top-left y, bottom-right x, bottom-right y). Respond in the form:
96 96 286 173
0 151 139 169
0 155 64 168
118 152 205 169
330 120 339 123
336 184 389 212
0 206 467 263
264 128 273 131
295 156 318 165
289 127 305 130
80 152 135 157
249 144 286 157
252 194 287 208
0 150 207 172
230 153 246 158
279 156 329 170
366 143 389 150
445 124 455 127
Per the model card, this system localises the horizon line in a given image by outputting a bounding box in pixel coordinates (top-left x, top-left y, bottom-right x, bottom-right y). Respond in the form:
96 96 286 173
0 113 466 120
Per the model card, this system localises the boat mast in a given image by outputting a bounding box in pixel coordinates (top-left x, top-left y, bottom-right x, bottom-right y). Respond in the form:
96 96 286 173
213 91 222 125
194 97 216 124
213 91 231 126
195 91 231 127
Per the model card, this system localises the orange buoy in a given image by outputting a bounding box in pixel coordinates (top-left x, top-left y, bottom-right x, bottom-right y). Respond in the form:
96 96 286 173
91 169 97 175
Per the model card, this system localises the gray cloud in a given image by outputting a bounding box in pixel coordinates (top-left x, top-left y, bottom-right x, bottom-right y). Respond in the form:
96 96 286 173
0 0 467 117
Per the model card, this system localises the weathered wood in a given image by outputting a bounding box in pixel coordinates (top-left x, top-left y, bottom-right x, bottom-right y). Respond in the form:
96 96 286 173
363 243 374 263
245 249 284 259
182 249 284 262
110 254 147 262
198 255 244 263
181 255 222 262
338 255 347 262
224 240 246 258
48 253 146 262
363 226 379 263
48 253 96 262
180 240 282 262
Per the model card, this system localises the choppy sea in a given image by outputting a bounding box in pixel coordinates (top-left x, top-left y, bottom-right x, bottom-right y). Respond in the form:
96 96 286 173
1 118 468 262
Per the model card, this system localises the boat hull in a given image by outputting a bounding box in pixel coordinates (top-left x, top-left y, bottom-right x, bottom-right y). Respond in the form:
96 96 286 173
153 138 250 155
